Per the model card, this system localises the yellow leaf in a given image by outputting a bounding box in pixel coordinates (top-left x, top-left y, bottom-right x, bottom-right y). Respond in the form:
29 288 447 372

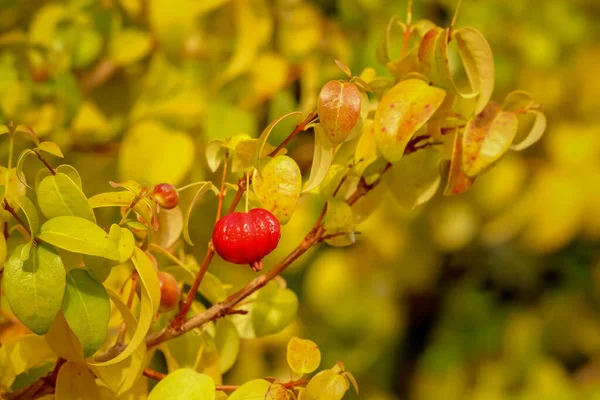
119 120 195 186
510 110 547 151
45 312 85 364
286 337 321 375
0 334 55 388
444 130 475 196
55 361 101 400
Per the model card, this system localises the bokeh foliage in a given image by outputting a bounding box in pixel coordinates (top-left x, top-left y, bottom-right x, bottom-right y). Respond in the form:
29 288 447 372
0 0 598 399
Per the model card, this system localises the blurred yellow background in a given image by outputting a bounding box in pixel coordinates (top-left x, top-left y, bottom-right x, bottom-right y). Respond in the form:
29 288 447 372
1 0 599 398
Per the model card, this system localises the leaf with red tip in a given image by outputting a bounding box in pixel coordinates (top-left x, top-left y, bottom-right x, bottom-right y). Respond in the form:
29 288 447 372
444 130 475 196
462 102 518 176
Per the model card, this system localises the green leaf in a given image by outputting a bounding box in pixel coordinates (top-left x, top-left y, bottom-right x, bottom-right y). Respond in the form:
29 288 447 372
252 281 299 337
444 130 475 196
317 81 362 145
386 148 442 209
510 110 547 151
148 369 215 400
454 27 495 114
62 269 110 358
37 141 64 158
205 140 226 173
119 120 195 186
231 137 283 174
302 124 334 193
37 173 96 222
183 182 214 245
287 337 321 375
2 244 65 335
108 28 152 66
84 227 135 282
38 216 120 260
252 156 302 225
373 79 446 162
71 27 103 69
0 334 54 388
253 111 302 168
228 379 271 400
55 361 101 400
204 99 257 143
88 191 154 228
215 319 240 374
323 199 356 247
11 195 39 260
36 165 83 192
462 103 518 176
305 369 349 400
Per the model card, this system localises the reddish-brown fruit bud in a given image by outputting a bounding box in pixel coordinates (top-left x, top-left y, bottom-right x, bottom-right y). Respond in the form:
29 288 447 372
212 208 281 271
158 271 180 312
152 183 179 210
317 80 362 145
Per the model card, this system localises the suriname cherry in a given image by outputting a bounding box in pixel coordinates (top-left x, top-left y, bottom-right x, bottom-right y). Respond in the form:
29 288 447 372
212 208 281 272
152 183 179 210
158 271 180 312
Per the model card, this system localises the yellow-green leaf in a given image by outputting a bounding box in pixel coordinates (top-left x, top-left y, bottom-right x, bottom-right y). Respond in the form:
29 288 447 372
373 79 446 162
2 244 65 335
229 379 271 400
462 102 518 176
55 362 101 400
502 90 535 112
305 369 349 400
148 369 216 400
252 281 299 337
119 121 195 186
0 335 54 388
386 148 441 209
287 337 321 375
454 27 495 114
62 269 110 358
215 319 240 374
88 191 154 228
253 156 302 225
37 173 96 222
152 206 183 249
44 312 85 363
12 195 39 260
303 124 334 193
108 29 152 66
323 199 356 247
38 216 120 260
183 182 214 245
37 141 64 158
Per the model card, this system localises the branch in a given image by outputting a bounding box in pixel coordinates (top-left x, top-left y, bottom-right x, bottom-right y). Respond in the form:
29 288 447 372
268 110 318 158
2 199 38 244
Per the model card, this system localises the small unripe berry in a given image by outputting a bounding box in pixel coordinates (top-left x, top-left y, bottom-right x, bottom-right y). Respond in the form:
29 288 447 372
158 271 180 312
212 208 281 271
152 183 179 210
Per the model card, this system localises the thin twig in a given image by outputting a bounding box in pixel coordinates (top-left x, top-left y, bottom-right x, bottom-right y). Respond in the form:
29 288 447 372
143 368 166 381
268 110 318 158
33 150 56 175
401 0 414 57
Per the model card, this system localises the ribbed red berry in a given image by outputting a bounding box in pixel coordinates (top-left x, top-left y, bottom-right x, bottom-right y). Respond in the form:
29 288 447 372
212 208 281 271
152 183 179 210
158 271 180 312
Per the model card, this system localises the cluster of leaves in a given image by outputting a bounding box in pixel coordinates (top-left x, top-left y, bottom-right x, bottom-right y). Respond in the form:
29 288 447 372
0 0 562 399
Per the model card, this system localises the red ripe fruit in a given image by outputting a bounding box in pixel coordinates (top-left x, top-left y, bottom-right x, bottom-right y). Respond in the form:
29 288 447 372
152 183 179 210
212 208 281 272
158 271 180 312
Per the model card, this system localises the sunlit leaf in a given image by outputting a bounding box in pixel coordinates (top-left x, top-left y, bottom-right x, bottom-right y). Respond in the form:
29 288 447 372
0 334 54 388
37 173 96 222
148 369 215 400
36 165 83 192
228 379 271 400
11 195 39 260
454 27 495 114
37 141 64 158
55 362 101 400
62 269 110 358
44 313 85 363
303 124 334 193
305 369 349 400
38 216 120 260
287 337 321 375
323 199 356 247
88 191 154 228
502 90 535 113
374 79 446 162
462 102 518 176
253 156 302 225
2 244 65 335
